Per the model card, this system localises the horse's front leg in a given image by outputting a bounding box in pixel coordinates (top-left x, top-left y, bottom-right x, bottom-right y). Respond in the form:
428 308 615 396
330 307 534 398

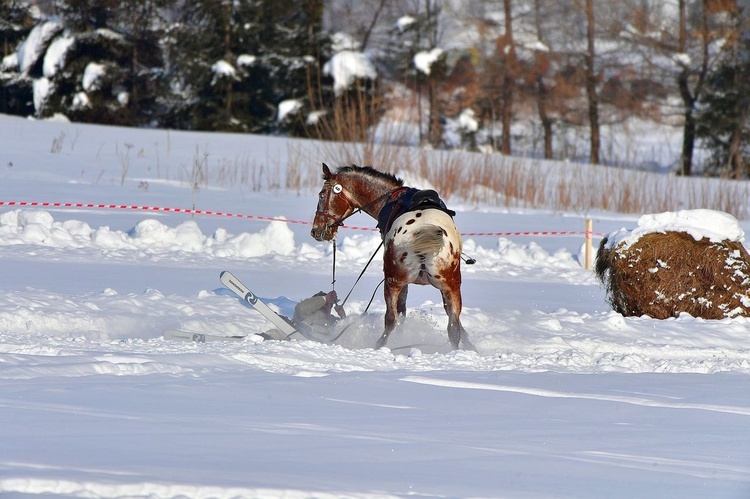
376 279 404 349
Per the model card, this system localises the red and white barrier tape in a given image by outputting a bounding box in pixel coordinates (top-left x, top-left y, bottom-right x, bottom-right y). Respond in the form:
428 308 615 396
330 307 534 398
462 230 604 237
0 201 604 237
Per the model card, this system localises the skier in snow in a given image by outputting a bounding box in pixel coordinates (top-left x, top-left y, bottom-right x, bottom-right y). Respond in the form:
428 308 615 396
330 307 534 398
263 290 346 342
293 290 346 332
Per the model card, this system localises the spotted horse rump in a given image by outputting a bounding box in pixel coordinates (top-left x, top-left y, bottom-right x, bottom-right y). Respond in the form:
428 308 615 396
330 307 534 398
310 163 474 351
385 208 460 286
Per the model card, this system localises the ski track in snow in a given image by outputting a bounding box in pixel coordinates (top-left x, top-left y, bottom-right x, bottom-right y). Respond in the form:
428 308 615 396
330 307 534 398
401 376 750 416
0 478 392 499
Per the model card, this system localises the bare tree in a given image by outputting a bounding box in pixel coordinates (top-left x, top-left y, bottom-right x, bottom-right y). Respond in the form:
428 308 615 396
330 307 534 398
675 0 712 176
499 0 517 155
583 0 600 164
616 0 732 175
424 0 442 147
323 0 390 51
532 0 553 159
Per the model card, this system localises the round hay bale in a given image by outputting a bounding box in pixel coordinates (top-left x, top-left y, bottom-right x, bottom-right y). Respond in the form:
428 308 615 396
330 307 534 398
596 211 750 320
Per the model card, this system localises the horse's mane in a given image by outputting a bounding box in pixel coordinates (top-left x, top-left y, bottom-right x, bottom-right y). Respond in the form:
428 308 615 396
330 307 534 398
336 165 404 187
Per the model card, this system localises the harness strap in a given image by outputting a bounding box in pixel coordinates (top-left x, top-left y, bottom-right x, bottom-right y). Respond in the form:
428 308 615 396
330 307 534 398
340 239 383 307
377 187 456 236
376 187 412 235
331 236 337 291
329 276 384 344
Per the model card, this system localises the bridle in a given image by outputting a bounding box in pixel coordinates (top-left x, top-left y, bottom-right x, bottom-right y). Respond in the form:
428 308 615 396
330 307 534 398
316 176 392 312
316 177 401 235
315 178 359 234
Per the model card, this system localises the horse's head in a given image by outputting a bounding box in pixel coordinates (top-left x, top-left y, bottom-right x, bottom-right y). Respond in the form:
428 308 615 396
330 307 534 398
310 163 356 242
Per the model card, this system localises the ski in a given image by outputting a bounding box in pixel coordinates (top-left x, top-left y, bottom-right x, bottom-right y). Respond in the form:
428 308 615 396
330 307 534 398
163 329 248 343
219 270 299 338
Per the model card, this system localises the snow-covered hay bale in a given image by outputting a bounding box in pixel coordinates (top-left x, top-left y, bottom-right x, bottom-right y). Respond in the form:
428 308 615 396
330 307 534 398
595 209 750 319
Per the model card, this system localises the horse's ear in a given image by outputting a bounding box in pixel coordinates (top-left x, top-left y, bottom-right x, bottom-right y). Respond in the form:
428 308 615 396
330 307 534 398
322 163 332 178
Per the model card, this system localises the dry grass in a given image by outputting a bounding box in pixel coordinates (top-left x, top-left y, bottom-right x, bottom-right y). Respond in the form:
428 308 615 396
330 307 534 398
596 231 750 319
291 137 750 220
134 91 749 220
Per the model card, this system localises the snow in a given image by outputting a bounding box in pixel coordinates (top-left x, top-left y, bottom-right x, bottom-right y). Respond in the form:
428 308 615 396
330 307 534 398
43 35 75 78
277 99 303 122
306 109 327 125
236 54 256 67
673 52 692 67
0 113 749 498
32 77 50 112
396 15 417 32
414 48 444 75
527 40 550 52
71 91 90 110
330 31 361 52
322 50 376 95
82 62 106 92
211 60 237 82
16 21 62 73
2 52 18 71
605 209 745 250
458 108 478 132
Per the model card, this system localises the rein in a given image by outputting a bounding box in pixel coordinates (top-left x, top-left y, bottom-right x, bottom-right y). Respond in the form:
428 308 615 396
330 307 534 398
319 178 399 322
331 236 337 291
320 176 439 345
340 239 383 307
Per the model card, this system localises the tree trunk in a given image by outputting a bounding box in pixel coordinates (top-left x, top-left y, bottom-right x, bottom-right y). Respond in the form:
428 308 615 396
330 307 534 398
501 0 515 155
429 80 442 146
728 126 742 178
676 0 693 176
584 0 600 164
424 0 442 147
538 83 553 159
680 96 696 176
676 0 711 176
224 1 233 114
533 0 552 159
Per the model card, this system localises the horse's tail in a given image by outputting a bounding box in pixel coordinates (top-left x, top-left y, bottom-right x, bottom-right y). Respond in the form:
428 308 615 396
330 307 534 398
411 224 445 256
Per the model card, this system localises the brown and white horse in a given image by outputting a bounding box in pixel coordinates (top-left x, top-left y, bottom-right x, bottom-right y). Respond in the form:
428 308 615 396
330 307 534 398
310 163 473 350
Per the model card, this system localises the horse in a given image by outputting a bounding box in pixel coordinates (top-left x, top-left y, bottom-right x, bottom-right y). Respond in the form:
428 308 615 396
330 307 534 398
310 163 474 351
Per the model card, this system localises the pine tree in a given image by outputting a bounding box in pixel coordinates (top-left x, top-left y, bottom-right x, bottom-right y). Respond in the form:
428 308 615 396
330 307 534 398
38 0 166 126
160 0 331 134
696 29 750 178
0 0 37 115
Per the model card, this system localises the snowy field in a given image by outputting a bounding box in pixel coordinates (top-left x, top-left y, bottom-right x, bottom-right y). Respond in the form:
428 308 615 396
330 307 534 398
0 114 749 498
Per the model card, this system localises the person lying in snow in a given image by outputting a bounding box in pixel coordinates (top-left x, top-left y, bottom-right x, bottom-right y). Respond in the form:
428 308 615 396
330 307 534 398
263 290 346 342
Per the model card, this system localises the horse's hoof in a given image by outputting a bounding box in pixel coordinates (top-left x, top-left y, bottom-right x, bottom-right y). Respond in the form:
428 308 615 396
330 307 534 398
460 337 477 352
375 336 387 349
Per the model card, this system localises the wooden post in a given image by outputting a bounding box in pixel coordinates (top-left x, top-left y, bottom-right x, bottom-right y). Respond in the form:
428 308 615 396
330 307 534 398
584 218 593 270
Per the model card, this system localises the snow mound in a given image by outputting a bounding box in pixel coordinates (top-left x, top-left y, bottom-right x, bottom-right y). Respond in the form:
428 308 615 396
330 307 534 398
605 209 744 250
0 210 297 258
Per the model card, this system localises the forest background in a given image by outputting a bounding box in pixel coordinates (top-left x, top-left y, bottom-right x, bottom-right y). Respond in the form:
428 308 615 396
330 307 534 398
2 0 750 180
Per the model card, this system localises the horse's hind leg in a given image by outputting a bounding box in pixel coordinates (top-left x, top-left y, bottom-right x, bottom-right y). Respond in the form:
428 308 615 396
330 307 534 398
440 288 462 349
376 281 405 349
396 286 408 317
440 288 474 351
